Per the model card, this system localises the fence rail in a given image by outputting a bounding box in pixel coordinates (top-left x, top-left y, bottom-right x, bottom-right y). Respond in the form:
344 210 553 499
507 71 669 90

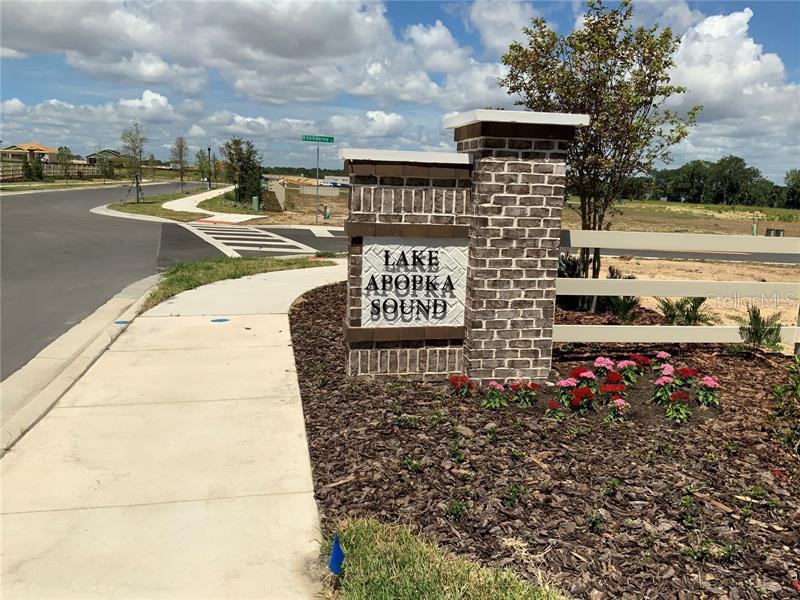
554 229 799 349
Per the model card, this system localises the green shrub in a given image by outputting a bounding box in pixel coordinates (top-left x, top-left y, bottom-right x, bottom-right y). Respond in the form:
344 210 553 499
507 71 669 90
770 356 799 456
657 297 719 326
737 304 782 351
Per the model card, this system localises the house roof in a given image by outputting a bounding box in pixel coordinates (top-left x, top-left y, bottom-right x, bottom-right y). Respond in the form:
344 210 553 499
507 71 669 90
86 149 121 158
1 142 58 154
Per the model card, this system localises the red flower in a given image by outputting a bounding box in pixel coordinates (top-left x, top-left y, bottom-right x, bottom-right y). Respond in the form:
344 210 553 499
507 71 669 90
606 371 622 384
629 353 651 366
547 401 559 410
676 367 699 379
771 469 786 479
569 366 588 378
528 382 541 390
572 387 595 400
449 374 475 391
670 391 689 402
600 384 626 394
570 396 581 407
792 581 800 593
510 382 522 392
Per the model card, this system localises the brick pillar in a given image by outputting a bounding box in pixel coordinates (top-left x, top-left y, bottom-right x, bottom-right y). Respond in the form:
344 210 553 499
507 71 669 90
445 110 588 383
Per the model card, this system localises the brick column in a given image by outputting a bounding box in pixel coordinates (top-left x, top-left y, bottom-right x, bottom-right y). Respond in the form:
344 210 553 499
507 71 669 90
445 110 588 383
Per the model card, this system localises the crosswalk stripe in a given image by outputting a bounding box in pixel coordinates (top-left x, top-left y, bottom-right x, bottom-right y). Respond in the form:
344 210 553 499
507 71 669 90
185 223 315 255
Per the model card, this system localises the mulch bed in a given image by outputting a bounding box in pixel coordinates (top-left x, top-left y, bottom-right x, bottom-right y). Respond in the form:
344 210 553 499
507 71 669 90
289 282 800 599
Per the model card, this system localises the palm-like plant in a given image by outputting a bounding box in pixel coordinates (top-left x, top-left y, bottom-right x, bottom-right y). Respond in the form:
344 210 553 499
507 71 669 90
656 297 720 326
737 304 783 351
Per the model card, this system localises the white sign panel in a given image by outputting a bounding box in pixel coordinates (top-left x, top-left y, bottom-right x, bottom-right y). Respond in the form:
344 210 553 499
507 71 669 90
361 236 468 327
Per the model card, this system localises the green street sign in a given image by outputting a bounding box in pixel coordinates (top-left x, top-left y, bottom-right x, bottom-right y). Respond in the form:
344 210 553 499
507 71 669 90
302 134 334 143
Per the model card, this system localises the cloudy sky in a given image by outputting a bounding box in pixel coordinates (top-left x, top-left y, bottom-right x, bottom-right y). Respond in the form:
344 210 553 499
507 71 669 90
1 0 798 182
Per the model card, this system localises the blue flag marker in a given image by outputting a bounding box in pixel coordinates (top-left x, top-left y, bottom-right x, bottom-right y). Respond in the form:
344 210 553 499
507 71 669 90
328 534 344 576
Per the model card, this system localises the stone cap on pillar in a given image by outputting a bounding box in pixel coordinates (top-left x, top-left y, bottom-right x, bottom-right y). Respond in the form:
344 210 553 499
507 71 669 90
443 109 590 142
339 148 470 165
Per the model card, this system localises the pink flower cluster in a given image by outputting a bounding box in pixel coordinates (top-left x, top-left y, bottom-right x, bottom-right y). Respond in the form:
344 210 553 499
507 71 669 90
656 351 671 360
660 364 675 376
487 380 504 391
700 376 719 389
594 356 615 370
556 377 578 388
616 360 637 370
612 396 629 410
579 370 597 380
655 376 674 386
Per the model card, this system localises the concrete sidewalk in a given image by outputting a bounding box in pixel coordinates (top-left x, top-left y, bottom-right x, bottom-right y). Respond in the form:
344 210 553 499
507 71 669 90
1 262 347 599
161 186 256 224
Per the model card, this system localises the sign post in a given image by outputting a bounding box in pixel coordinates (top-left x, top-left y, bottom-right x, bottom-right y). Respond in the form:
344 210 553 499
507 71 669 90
301 134 334 224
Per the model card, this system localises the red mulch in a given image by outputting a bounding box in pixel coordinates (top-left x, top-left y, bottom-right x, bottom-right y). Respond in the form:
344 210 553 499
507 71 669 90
289 282 800 599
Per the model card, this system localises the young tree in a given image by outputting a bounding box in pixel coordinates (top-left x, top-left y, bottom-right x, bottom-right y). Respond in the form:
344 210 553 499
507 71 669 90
219 138 262 204
211 152 220 183
120 122 147 200
57 146 72 183
31 156 44 180
195 148 210 184
21 155 34 181
170 137 188 191
500 0 700 278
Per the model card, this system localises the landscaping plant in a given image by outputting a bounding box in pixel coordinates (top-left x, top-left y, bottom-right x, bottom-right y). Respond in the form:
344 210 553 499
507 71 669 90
604 396 629 424
616 359 639 386
544 400 566 421
737 304 783 352
657 297 720 326
696 376 720 408
652 375 675 405
449 374 476 398
482 381 509 410
509 380 540 407
665 391 693 423
770 356 800 456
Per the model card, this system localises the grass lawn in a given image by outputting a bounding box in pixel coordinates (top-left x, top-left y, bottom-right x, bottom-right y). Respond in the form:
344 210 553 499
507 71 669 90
563 198 800 236
107 191 208 222
197 191 271 215
323 519 567 600
142 256 335 311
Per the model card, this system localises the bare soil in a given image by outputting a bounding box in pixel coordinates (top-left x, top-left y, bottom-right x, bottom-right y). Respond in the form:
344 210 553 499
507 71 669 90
290 282 800 599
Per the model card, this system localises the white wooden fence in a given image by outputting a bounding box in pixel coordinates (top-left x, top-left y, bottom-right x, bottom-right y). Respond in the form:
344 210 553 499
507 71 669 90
554 230 800 347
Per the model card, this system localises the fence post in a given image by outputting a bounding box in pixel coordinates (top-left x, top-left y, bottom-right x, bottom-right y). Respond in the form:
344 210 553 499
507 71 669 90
445 110 589 383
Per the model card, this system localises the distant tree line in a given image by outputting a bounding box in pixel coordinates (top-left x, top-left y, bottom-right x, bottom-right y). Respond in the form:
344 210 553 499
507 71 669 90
261 166 344 177
614 156 799 208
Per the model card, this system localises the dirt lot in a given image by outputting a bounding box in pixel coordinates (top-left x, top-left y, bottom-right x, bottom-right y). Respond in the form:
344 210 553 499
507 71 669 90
603 257 799 327
562 201 800 237
290 282 800 599
245 190 348 226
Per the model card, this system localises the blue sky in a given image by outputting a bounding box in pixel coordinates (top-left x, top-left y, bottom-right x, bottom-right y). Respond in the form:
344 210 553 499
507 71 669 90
1 1 798 182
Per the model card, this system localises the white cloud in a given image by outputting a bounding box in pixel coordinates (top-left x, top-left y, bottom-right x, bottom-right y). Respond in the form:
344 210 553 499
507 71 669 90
328 111 406 137
0 47 26 59
468 1 537 57
667 8 800 180
65 51 206 94
405 20 471 73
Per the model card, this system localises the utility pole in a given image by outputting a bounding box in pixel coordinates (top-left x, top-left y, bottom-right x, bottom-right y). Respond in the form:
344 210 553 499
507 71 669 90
315 143 320 225
207 146 212 190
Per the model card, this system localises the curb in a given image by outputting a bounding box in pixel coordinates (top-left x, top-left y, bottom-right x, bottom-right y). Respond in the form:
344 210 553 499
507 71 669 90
0 180 178 197
0 275 159 453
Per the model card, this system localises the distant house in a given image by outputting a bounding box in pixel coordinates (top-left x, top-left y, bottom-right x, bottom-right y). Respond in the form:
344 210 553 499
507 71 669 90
1 142 58 163
86 149 124 166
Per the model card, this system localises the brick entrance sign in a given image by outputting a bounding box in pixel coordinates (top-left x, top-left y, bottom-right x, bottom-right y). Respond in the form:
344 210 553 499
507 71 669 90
343 109 589 382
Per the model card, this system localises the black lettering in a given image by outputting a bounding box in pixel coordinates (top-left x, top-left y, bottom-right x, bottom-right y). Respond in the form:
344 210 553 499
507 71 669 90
412 250 425 267
428 250 439 268
411 275 423 291
365 275 379 292
442 275 455 293
383 298 398 314
396 274 409 291
370 299 381 317
396 251 409 268
425 275 438 291
416 299 430 317
400 299 414 316
381 274 392 291
432 299 447 316
384 250 391 267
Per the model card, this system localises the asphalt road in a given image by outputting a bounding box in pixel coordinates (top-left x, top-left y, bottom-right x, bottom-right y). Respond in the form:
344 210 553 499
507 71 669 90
0 182 219 381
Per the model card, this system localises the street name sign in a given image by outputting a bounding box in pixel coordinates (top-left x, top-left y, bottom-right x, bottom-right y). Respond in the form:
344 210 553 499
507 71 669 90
302 135 334 143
